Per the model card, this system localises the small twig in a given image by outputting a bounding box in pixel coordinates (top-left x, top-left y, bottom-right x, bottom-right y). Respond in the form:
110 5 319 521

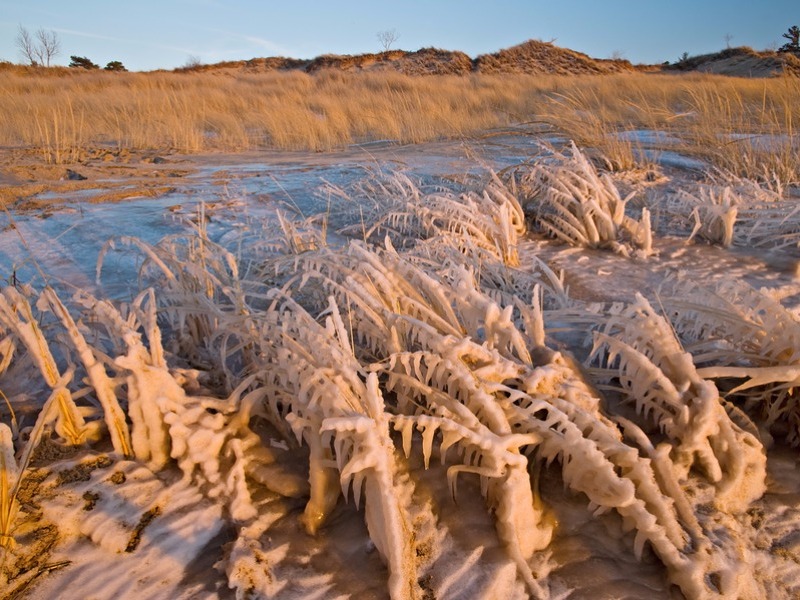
4 560 72 600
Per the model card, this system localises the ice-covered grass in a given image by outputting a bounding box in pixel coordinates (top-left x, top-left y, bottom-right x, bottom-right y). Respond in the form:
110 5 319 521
512 143 654 258
655 172 800 250
1 137 800 599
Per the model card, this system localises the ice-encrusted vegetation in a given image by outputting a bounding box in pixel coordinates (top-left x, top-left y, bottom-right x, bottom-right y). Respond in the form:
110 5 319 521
1 143 799 599
658 174 800 249
511 143 654 258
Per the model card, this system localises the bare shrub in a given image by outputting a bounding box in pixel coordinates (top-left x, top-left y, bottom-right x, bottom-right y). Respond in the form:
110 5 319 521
15 25 60 67
377 29 400 51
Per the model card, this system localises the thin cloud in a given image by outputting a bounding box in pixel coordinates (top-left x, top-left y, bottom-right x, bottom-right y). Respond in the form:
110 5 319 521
197 26 295 57
51 23 295 63
51 27 196 56
51 27 125 43
240 34 294 56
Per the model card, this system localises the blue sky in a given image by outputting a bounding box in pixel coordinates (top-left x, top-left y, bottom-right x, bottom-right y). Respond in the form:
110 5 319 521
0 1 797 71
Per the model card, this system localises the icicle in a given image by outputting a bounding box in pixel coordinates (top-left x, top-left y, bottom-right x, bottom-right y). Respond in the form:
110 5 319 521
394 418 415 458
420 421 437 469
301 430 340 535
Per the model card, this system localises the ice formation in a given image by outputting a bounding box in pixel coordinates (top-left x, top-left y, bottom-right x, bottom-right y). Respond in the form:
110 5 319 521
658 174 800 250
512 142 654 258
1 145 798 599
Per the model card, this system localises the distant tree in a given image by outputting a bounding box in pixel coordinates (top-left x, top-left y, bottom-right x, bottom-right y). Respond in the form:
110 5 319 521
377 29 399 51
69 55 99 69
36 28 61 66
779 25 800 53
104 60 127 72
724 33 734 49
182 54 203 70
15 25 61 66
678 51 690 64
15 25 37 65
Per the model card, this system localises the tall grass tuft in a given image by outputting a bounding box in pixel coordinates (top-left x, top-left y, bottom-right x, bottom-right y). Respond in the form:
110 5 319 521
679 77 800 189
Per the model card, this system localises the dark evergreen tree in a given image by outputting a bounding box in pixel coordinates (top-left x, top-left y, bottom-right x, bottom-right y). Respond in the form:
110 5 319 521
69 55 99 69
779 26 800 53
104 60 127 71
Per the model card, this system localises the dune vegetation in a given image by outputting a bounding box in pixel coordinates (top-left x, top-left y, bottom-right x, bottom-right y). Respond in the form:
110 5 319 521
0 67 798 185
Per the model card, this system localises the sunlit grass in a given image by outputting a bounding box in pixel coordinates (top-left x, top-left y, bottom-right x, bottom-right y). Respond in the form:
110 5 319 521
0 70 544 155
537 74 800 187
0 68 797 186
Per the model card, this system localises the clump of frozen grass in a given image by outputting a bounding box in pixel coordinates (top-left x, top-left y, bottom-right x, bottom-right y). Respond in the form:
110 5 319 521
328 168 570 311
225 207 328 259
39 287 133 457
0 281 310 589
274 239 752 598
654 172 800 250
589 293 766 513
97 220 266 392
271 244 555 597
248 291 435 599
0 288 127 566
333 170 525 266
707 168 786 202
665 186 739 247
515 142 654 258
0 287 101 447
661 276 800 445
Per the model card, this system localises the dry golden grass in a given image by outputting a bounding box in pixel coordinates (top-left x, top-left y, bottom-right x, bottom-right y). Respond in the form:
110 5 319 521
0 68 797 185
538 73 800 186
677 76 799 188
0 69 544 156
